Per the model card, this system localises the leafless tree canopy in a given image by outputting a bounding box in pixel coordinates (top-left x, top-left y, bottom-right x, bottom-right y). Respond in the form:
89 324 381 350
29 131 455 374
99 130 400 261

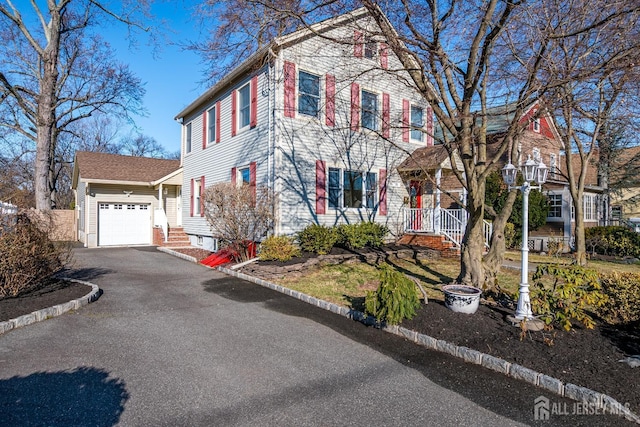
0 0 153 210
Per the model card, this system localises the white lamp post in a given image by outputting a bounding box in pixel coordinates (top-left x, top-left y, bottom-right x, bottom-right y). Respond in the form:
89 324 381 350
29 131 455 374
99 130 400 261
502 154 548 320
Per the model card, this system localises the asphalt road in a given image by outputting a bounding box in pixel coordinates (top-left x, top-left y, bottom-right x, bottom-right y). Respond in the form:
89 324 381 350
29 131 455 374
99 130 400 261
0 247 631 426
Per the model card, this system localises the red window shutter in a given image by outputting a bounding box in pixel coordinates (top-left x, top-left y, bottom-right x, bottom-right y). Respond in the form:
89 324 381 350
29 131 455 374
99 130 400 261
250 75 258 128
426 106 434 146
402 99 410 142
350 83 360 131
215 101 221 143
380 42 388 69
249 161 257 203
382 93 390 138
379 169 387 216
202 111 207 150
316 160 326 214
231 167 237 184
190 178 194 217
284 61 296 118
200 175 205 217
354 31 363 57
231 90 237 137
325 74 335 127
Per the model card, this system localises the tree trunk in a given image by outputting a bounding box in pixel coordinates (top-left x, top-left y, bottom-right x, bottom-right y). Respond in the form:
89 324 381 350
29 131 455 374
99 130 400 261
458 185 487 288
34 14 61 211
482 191 518 290
573 200 588 266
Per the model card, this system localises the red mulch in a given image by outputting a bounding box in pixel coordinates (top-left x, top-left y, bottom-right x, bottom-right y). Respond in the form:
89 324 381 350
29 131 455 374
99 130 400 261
0 280 91 322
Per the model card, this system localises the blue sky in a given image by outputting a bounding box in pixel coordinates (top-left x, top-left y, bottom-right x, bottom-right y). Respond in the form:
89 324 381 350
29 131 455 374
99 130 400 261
105 2 207 154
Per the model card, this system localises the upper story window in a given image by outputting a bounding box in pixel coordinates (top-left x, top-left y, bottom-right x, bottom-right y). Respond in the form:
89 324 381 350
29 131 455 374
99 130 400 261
361 90 378 131
238 83 251 129
584 194 596 221
298 71 320 118
207 106 216 144
410 105 424 142
533 118 541 132
364 39 377 59
185 122 192 154
547 194 562 218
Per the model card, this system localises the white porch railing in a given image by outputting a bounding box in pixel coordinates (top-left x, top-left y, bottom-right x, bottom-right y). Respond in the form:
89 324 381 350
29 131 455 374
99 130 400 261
154 208 168 242
403 207 492 248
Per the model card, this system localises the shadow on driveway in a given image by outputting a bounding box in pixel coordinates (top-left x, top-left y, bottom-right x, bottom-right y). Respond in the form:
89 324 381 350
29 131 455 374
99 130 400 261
0 367 128 427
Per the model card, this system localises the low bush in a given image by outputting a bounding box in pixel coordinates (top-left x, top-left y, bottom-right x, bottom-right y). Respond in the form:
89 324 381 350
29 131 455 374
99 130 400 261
297 224 339 255
337 222 389 250
259 236 300 261
596 272 640 325
585 226 640 258
364 264 421 325
0 212 71 298
530 264 607 331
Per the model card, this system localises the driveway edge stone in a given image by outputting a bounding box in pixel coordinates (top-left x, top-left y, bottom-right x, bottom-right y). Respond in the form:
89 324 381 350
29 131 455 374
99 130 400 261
0 278 101 336
217 265 640 424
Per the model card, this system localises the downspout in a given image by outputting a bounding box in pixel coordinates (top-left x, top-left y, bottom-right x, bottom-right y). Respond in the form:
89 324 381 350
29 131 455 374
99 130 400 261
268 47 279 236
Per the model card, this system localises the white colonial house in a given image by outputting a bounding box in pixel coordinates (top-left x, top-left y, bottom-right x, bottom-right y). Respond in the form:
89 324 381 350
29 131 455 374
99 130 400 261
176 8 435 251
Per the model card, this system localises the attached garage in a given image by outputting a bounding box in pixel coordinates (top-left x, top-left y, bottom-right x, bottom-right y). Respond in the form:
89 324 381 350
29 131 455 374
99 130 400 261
98 203 151 246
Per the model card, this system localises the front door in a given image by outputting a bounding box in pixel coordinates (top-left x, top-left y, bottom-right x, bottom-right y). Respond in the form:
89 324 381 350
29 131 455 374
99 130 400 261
409 181 422 230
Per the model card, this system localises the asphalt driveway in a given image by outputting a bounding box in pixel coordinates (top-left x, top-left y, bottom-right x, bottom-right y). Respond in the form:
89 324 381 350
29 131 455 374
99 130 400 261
0 247 628 426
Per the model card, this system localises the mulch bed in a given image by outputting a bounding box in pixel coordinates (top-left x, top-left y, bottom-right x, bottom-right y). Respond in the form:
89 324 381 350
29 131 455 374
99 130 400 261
0 280 91 322
403 300 640 415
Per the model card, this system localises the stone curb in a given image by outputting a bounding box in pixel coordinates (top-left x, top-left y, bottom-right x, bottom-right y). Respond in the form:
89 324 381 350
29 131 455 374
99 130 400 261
217 265 640 424
157 247 198 263
0 278 101 336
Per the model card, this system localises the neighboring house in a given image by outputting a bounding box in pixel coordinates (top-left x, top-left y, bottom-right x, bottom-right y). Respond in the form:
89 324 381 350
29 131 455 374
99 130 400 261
71 152 182 247
609 145 640 231
175 8 434 251
397 101 607 251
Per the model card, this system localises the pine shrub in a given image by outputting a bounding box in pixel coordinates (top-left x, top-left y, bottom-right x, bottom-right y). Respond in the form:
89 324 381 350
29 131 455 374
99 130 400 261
364 264 421 325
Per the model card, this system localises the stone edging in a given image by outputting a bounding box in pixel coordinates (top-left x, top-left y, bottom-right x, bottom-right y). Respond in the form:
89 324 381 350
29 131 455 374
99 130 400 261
157 247 198 263
0 278 101 336
217 266 640 424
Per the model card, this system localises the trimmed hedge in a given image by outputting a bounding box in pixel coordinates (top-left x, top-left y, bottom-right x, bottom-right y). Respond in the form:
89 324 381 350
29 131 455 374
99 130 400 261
297 222 389 254
585 226 640 258
259 236 300 261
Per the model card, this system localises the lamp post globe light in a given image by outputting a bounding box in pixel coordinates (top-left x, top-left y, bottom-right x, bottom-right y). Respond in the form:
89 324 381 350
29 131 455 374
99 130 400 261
502 154 548 321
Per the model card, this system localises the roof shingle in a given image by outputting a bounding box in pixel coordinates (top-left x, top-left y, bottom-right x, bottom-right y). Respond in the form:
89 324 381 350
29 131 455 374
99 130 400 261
74 151 180 183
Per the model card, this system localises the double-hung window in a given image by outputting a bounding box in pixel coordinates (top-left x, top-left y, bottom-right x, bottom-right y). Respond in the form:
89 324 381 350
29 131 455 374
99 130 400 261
328 168 377 209
410 105 424 142
207 106 216 144
547 194 562 218
194 179 202 215
364 38 377 59
238 83 251 129
361 90 378 131
298 71 320 118
584 194 596 221
185 123 192 154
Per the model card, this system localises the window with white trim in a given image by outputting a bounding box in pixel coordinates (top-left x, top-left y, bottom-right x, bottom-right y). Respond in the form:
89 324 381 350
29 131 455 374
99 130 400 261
207 106 216 144
410 105 424 142
328 168 377 209
238 82 251 129
237 167 251 187
533 118 540 132
584 194 596 221
194 179 202 216
547 194 562 218
185 123 192 154
298 71 320 118
361 90 378 131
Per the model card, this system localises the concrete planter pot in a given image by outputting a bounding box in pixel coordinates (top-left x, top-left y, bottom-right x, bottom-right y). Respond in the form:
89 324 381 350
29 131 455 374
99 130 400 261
443 284 481 314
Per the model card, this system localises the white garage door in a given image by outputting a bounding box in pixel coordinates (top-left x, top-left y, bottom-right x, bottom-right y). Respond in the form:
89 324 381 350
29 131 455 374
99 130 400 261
98 203 151 246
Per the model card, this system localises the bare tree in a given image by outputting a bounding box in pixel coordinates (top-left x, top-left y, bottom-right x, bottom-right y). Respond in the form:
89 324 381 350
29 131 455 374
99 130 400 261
203 182 276 261
119 133 170 158
0 1 151 210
